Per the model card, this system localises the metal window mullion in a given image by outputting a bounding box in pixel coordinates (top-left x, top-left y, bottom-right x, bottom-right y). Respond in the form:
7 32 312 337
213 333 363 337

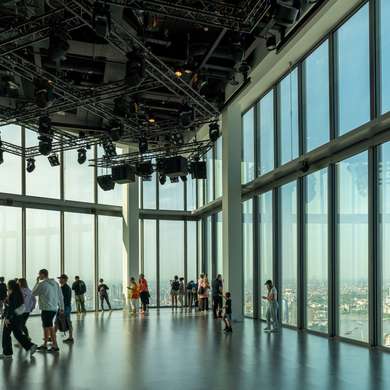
184 220 188 305
368 146 379 346
22 207 26 278
370 0 380 120
21 126 26 278
156 219 160 307
330 28 339 138
21 126 26 196
275 84 281 168
298 62 306 155
211 213 217 279
273 187 281 308
328 163 337 337
298 176 306 330
253 195 260 319
60 211 65 274
94 146 98 204
140 219 144 274
94 213 99 311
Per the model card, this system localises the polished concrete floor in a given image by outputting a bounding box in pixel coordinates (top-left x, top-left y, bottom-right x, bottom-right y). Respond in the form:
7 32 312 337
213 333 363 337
1 310 390 390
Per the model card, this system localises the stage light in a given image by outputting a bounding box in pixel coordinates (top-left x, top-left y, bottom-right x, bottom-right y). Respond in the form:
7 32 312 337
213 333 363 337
26 158 35 173
48 153 60 167
148 117 156 124
126 50 145 87
102 138 116 158
93 1 111 38
159 174 166 185
38 137 52 156
77 148 87 164
175 69 183 77
238 61 250 80
170 176 179 183
209 122 220 143
139 138 148 154
180 175 187 182
266 35 277 51
97 175 115 191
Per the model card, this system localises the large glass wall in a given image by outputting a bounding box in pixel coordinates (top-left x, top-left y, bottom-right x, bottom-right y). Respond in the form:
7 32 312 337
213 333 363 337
206 216 212 277
337 152 368 342
206 148 214 203
242 108 255 184
258 90 274 175
380 0 390 114
98 215 124 309
215 137 223 198
159 179 184 210
0 125 21 194
187 178 197 210
336 4 370 135
280 181 298 326
216 212 223 276
304 41 329 151
380 142 390 346
187 221 197 283
279 69 299 165
64 213 95 310
159 220 185 306
26 209 61 290
243 199 254 317
305 169 328 333
0 206 22 280
259 191 273 320
143 220 157 305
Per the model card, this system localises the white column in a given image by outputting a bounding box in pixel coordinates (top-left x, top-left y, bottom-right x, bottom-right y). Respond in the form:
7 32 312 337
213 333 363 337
123 178 139 301
222 102 243 321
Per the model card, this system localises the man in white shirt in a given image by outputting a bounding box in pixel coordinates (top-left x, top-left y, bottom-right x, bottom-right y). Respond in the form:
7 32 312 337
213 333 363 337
262 280 280 333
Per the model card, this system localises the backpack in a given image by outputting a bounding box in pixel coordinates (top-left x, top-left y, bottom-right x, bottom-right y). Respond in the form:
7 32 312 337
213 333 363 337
79 281 86 295
172 281 180 291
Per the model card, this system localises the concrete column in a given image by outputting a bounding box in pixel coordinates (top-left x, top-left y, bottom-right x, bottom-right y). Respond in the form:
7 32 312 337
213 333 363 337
123 178 139 300
222 102 243 321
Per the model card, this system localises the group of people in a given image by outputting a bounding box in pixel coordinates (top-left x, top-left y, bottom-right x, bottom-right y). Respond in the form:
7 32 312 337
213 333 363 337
0 270 114 359
127 274 151 314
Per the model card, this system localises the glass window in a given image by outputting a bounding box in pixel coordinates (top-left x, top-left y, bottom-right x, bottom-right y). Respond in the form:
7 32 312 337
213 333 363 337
142 173 157 209
243 199 253 317
64 148 94 203
215 137 223 198
25 129 60 199
97 146 123 206
159 220 184 306
26 209 61 302
280 181 298 326
187 221 197 283
0 206 22 280
206 216 212 277
258 90 275 176
216 212 223 276
304 41 330 151
186 178 197 210
98 215 124 309
64 213 95 310
279 69 299 165
379 142 390 346
197 172 205 208
305 169 328 333
336 4 370 135
206 148 214 203
259 191 273 320
198 220 203 274
337 152 368 342
159 178 184 210
143 220 157 305
242 108 255 184
0 125 21 194
381 0 390 114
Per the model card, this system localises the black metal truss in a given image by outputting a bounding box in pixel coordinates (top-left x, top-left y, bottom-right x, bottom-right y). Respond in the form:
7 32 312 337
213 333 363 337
59 0 220 120
91 139 214 169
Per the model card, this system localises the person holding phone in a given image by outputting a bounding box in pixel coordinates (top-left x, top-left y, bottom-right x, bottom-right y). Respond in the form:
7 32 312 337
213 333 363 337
262 280 279 333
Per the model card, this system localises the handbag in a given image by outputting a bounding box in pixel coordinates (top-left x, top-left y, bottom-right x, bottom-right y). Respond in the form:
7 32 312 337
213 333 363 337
14 304 26 316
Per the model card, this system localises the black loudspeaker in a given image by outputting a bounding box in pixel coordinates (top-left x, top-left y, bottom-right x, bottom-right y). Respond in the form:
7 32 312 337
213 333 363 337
191 161 207 179
111 164 135 184
162 156 188 177
97 175 115 191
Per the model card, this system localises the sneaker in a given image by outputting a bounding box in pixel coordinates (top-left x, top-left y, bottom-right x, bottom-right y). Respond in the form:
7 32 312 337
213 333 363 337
29 344 38 357
49 346 60 353
63 338 74 344
37 345 48 352
0 354 12 359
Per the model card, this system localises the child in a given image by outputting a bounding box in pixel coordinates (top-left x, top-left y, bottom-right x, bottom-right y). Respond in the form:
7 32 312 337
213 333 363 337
127 277 139 315
223 292 232 333
262 280 279 333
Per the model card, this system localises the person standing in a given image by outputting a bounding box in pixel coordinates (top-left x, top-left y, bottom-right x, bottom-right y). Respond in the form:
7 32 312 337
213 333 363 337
212 274 223 319
17 278 36 340
0 277 7 316
170 276 180 310
97 279 112 311
262 280 279 333
0 280 38 359
223 292 232 333
127 277 140 315
57 274 74 343
139 274 150 314
186 280 195 310
178 277 185 309
197 274 207 312
32 269 64 352
71 276 87 314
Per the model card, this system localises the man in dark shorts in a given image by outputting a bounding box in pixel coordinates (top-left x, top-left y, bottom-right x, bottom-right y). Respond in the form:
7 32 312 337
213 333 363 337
0 276 7 316
57 274 74 343
32 269 64 352
223 292 232 333
212 274 223 318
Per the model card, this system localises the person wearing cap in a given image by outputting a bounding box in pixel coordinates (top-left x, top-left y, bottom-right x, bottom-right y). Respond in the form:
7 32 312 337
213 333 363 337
57 274 74 343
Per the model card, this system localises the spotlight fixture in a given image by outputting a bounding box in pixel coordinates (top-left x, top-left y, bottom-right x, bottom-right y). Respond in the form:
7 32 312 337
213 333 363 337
38 116 53 156
139 137 148 154
179 104 194 127
174 69 183 77
180 175 187 182
26 158 35 173
48 153 60 167
148 117 156 124
38 138 53 156
125 50 145 87
93 1 111 38
170 176 179 183
102 138 117 158
97 175 115 191
77 148 87 164
266 35 277 51
209 122 220 143
159 174 167 185
34 79 54 108
238 61 251 80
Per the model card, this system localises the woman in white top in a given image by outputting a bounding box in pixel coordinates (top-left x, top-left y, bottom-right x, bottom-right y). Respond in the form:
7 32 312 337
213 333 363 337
262 280 279 333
